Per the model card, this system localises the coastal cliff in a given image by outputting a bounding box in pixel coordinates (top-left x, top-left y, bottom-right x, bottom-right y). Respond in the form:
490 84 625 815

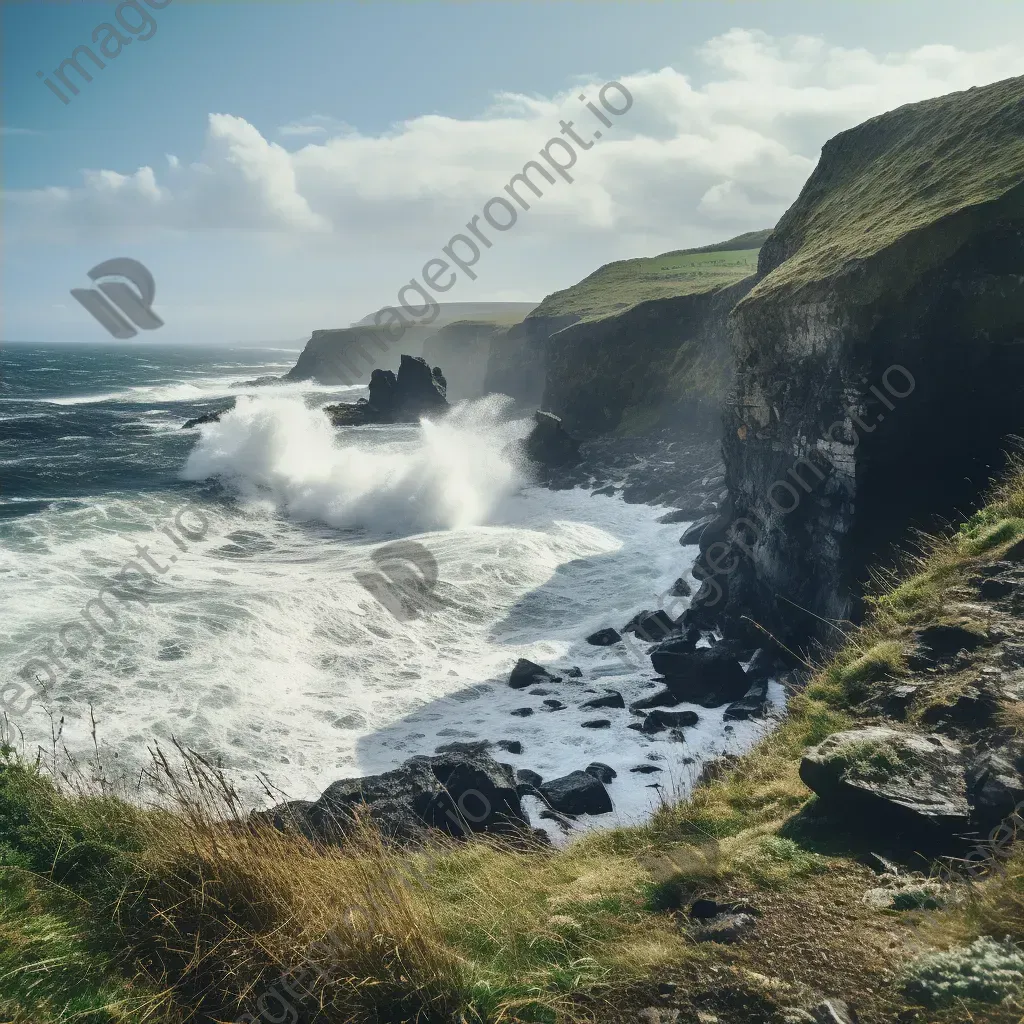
286 303 535 386
487 231 769 433
713 75 1024 648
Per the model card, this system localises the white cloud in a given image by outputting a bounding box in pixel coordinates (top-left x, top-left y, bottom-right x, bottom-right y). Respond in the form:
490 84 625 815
7 31 1024 255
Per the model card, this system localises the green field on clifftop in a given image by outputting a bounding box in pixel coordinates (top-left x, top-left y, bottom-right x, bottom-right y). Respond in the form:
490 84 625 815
531 230 770 323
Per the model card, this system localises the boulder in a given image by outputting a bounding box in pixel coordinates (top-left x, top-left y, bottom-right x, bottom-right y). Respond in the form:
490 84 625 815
540 770 612 815
302 748 528 844
622 610 679 643
669 577 692 597
581 719 611 729
585 762 617 784
515 768 543 797
629 688 680 713
580 690 625 710
586 627 622 646
496 739 523 754
799 727 970 835
648 633 699 670
524 410 581 466
543 699 567 711
724 679 770 721
653 646 749 703
510 707 534 717
630 764 663 774
641 709 699 734
508 658 560 689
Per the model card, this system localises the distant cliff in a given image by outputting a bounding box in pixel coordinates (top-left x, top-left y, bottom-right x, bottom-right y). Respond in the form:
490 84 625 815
486 231 770 433
286 303 535 386
713 75 1024 647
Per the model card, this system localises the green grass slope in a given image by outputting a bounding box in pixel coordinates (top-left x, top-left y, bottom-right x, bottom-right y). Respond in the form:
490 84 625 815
531 230 770 323
749 75 1024 301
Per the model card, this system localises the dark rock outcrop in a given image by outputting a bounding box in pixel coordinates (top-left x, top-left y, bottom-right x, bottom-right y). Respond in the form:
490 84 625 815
580 690 625 710
539 770 613 815
652 646 749 704
585 762 617 784
325 355 448 425
508 658 560 689
268 749 529 845
641 709 699 734
586 627 621 646
799 726 970 836
524 410 581 466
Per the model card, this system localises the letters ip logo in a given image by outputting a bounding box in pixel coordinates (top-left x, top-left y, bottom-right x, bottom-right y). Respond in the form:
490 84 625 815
71 258 164 339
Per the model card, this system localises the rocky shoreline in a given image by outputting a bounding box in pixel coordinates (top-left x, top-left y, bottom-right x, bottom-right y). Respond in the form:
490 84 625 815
254 402 783 847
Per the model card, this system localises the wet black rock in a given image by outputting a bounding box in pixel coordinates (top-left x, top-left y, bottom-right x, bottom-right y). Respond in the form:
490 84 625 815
497 739 523 755
508 658 560 689
580 690 624 710
629 688 680 713
679 515 716 546
724 679 770 721
325 354 448 426
656 647 749 703
524 410 581 466
630 764 663 774
510 707 534 717
586 627 621 646
641 709 699 734
182 407 230 429
581 719 611 729
622 609 679 643
669 577 692 597
566 666 583 678
295 748 528 844
585 762 617 784
435 740 491 755
540 770 613 815
529 687 554 696
543 699 567 711
515 768 543 797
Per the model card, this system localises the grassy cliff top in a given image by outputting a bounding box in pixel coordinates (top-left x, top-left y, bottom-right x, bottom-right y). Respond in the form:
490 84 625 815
749 75 1024 302
353 302 536 329
530 230 770 323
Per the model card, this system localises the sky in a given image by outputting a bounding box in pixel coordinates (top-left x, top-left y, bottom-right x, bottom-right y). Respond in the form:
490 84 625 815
3 0 1024 345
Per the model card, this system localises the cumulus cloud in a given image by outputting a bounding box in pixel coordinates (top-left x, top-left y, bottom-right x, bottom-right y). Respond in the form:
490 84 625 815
9 30 1024 250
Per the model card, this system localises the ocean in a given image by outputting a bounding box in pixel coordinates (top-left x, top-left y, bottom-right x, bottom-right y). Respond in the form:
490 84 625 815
0 341 781 837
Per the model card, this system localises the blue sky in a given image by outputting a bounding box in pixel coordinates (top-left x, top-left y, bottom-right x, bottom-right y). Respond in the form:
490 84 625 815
4 1 1024 344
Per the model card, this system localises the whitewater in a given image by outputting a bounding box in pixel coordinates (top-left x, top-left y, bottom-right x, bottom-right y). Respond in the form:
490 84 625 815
0 342 781 838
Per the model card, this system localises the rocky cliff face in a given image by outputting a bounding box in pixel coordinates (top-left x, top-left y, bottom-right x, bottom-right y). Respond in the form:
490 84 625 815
714 76 1024 648
540 276 755 436
485 233 768 432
